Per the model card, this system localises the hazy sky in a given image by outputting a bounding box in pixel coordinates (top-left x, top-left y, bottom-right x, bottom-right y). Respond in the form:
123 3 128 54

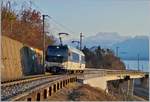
10 0 150 37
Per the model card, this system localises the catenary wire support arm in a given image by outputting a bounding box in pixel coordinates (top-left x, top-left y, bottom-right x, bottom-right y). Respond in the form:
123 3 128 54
58 32 69 46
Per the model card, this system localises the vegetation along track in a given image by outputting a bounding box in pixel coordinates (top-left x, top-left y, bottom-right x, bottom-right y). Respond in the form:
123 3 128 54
1 74 71 101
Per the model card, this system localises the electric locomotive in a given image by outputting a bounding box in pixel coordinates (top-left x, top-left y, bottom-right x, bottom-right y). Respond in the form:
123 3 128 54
45 45 85 74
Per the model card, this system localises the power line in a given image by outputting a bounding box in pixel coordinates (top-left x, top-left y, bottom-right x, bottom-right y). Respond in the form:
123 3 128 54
31 1 77 36
51 18 76 35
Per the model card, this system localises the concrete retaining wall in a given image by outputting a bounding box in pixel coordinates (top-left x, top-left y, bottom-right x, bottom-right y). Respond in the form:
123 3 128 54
1 36 43 82
83 76 107 90
1 36 24 82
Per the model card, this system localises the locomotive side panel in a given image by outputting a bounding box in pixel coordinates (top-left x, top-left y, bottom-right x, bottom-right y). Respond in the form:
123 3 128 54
66 48 85 71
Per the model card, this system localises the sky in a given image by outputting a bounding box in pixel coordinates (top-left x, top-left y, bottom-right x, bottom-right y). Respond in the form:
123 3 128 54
6 0 150 38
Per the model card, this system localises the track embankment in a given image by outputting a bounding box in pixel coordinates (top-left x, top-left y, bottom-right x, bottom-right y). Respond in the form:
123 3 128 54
46 83 121 101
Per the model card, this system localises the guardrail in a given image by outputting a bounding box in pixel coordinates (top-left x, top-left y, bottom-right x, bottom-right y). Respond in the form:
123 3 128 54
83 68 146 79
85 68 146 75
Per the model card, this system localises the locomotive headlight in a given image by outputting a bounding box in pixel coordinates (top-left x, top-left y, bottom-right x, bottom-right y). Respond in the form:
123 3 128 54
57 54 61 56
57 46 59 49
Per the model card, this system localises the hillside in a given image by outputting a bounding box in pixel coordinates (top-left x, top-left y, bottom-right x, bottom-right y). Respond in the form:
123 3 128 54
78 32 149 60
46 83 121 101
83 32 129 48
1 2 55 50
112 36 149 60
82 46 125 70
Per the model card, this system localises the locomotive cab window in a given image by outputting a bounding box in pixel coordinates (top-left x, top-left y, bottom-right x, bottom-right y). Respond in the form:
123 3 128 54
72 52 79 62
46 46 68 62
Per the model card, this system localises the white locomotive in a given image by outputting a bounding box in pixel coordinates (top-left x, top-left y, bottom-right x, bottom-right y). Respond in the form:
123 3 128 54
45 45 85 74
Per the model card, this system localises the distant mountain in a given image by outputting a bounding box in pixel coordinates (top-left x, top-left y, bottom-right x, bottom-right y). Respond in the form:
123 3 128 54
64 32 149 60
112 36 149 60
81 32 149 60
83 32 129 48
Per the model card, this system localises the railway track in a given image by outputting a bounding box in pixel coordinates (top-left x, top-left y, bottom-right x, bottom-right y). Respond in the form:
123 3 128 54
1 74 69 101
1 74 54 87
1 69 147 101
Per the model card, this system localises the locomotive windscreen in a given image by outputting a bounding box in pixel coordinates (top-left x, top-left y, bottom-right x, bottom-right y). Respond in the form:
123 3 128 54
46 46 68 62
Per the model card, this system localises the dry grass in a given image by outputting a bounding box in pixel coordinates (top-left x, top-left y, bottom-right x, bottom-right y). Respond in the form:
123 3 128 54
68 84 119 101
46 83 121 101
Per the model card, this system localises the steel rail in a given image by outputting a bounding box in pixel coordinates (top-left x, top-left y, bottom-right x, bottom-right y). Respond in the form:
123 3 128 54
1 74 60 87
1 74 72 101
2 74 52 83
